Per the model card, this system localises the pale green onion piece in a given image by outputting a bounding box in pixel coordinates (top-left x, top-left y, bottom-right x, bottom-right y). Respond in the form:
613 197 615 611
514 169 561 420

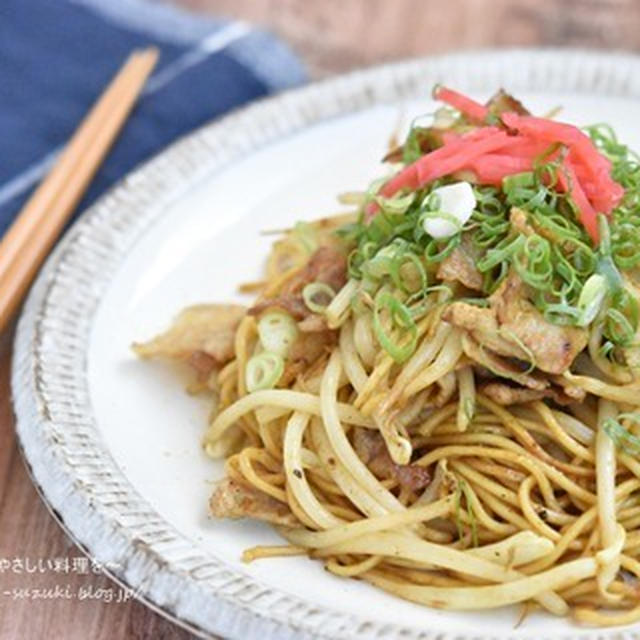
372 292 418 363
603 412 640 455
576 273 607 327
364 176 389 205
502 171 535 193
365 244 397 280
364 239 417 281
425 192 441 211
326 279 358 329
477 235 526 272
373 191 415 215
245 352 284 392
302 282 336 313
432 107 458 130
258 311 299 358
420 209 462 231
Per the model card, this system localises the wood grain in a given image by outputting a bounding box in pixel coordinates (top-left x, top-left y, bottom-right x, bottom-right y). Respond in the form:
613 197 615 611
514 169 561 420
0 327 194 640
179 0 640 76
1 0 638 638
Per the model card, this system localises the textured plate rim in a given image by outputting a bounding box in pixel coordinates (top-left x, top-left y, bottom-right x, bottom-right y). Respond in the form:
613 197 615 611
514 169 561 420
12 48 640 640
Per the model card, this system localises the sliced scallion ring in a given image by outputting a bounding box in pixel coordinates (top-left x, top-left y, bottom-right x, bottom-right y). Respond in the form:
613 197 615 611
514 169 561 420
302 282 336 313
245 352 284 392
373 292 418 363
603 412 640 455
373 191 415 215
476 234 525 272
258 311 298 358
389 249 427 295
575 273 607 327
502 171 536 193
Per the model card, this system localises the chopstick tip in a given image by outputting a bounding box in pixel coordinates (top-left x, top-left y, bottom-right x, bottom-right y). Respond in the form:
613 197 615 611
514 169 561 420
139 46 160 65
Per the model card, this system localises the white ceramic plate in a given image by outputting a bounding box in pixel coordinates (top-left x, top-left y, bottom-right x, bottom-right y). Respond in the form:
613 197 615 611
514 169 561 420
13 50 640 640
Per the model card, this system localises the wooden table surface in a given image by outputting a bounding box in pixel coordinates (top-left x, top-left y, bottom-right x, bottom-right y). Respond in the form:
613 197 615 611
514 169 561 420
2 1 639 638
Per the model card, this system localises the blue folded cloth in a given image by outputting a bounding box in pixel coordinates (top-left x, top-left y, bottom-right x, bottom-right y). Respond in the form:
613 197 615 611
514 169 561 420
0 0 306 235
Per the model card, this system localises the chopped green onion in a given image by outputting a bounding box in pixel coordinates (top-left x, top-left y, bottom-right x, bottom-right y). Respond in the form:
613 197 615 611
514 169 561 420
420 209 463 234
595 215 639 346
364 176 388 201
335 221 364 244
599 340 616 360
541 301 581 326
603 412 640 455
513 234 553 290
389 249 428 295
611 222 640 270
374 192 415 215
347 248 364 279
531 210 583 243
424 192 441 211
605 289 639 346
476 234 525 272
576 274 607 326
258 311 299 358
245 352 284 392
333 115 640 349
373 292 418 363
568 242 597 277
363 243 396 280
360 239 429 298
403 126 424 164
302 282 336 313
502 171 535 192
481 260 509 294
596 215 624 291
423 234 461 264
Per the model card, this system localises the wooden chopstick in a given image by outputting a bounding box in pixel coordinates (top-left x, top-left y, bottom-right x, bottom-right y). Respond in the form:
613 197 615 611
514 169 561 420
0 47 158 333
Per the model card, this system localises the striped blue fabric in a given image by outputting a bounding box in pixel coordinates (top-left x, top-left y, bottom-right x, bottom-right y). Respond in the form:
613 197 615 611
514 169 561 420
0 0 306 235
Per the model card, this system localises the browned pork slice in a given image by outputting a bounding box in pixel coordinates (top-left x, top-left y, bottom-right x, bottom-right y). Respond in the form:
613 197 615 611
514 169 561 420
482 383 549 405
280 330 337 386
249 245 347 320
482 380 586 406
549 376 587 402
297 313 330 333
352 428 431 492
436 234 484 291
285 245 348 295
249 294 309 320
132 304 246 368
444 273 587 374
486 88 530 116
209 477 297 526
462 334 548 390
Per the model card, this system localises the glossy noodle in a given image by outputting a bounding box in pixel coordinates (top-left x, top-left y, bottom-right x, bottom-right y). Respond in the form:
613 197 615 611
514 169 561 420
135 87 640 625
